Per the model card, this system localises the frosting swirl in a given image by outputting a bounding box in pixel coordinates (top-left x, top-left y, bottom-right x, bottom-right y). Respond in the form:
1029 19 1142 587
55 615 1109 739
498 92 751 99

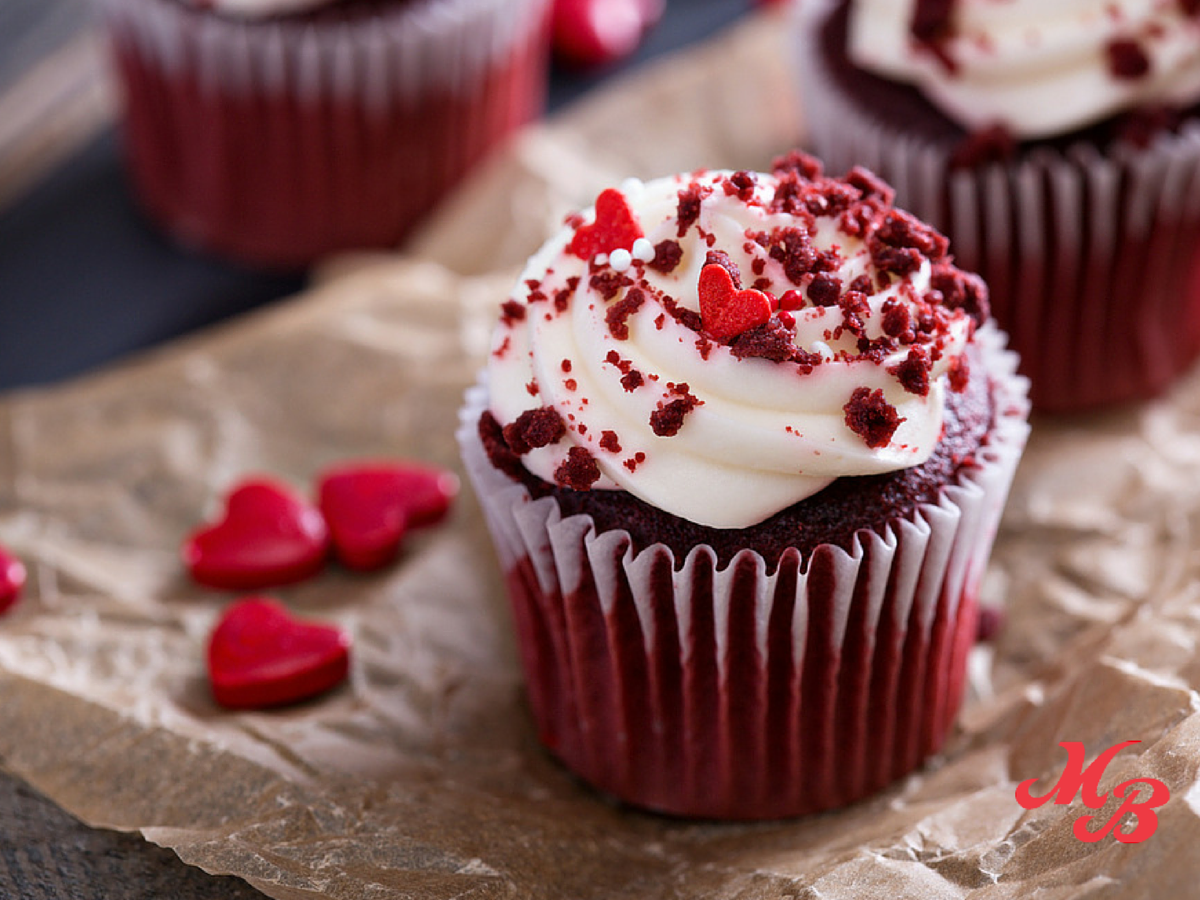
486 154 985 529
847 0 1200 139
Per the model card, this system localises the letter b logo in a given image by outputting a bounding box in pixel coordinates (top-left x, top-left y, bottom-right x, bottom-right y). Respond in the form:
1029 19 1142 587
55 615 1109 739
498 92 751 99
1015 740 1169 843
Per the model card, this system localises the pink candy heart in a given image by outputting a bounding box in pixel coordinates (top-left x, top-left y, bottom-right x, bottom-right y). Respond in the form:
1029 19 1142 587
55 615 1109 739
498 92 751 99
182 479 329 591
317 461 459 571
207 596 351 710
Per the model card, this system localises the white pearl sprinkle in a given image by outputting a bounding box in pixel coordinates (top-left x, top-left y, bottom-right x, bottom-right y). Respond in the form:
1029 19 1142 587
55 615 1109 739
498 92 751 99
631 238 655 262
609 248 633 272
620 177 644 196
593 253 609 266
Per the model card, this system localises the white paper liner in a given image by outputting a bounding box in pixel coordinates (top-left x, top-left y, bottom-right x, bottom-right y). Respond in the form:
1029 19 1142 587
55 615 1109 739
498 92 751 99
457 326 1030 820
93 0 550 104
794 0 1200 412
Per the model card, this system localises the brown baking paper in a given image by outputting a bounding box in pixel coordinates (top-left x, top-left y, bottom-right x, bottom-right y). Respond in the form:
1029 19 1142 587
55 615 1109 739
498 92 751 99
3 8 1200 898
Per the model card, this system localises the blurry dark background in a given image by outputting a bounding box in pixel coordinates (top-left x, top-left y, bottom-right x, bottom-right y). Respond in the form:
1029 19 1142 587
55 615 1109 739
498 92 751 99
0 0 759 391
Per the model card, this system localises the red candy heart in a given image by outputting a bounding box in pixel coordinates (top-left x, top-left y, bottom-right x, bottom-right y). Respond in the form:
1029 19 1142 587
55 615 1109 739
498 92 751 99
207 596 351 710
552 0 648 69
317 461 459 571
183 479 329 591
567 187 644 260
0 544 26 616
698 263 773 341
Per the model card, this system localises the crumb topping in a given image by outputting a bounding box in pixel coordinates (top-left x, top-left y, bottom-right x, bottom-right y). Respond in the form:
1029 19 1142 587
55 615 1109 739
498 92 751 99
486 153 985 526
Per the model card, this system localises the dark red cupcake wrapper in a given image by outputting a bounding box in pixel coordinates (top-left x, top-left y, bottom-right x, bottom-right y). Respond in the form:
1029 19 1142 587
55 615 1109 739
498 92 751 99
458 326 1030 820
95 0 552 268
794 0 1200 412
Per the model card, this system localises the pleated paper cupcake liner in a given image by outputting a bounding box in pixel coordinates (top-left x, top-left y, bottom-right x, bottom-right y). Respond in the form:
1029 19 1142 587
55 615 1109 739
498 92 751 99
458 326 1030 820
794 0 1200 412
95 0 552 268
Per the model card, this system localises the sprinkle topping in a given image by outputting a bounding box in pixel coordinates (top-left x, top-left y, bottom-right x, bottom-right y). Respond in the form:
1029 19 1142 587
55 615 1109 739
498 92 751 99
486 155 982 528
567 188 644 261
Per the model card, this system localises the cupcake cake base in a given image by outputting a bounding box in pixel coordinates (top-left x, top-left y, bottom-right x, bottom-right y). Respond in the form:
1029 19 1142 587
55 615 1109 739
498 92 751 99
460 327 1029 820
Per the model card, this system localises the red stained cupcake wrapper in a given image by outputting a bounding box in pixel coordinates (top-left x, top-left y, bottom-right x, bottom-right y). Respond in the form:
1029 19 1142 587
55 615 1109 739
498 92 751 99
95 0 552 267
458 327 1030 820
794 0 1200 413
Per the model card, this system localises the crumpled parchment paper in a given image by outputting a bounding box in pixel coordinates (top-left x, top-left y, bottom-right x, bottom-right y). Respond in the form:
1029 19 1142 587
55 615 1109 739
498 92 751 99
2 8 1200 898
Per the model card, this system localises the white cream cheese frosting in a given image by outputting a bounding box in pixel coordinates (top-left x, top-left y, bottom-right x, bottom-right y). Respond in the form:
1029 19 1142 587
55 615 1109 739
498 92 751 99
485 156 984 529
847 0 1200 139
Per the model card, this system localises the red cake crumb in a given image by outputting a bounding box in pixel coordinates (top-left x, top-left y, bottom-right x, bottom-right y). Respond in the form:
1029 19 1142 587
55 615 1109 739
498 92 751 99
660 295 704 333
705 249 743 286
599 430 622 453
502 406 566 454
889 347 932 396
844 386 904 448
844 166 894 203
500 300 526 324
723 170 757 200
848 274 874 295
649 399 693 437
911 0 955 44
730 318 804 363
621 370 645 391
930 263 989 323
771 150 823 180
869 210 948 277
836 290 871 338
1107 38 1151 80
650 240 683 273
590 270 634 301
606 288 646 339
948 353 970 393
623 451 646 472
769 227 819 284
807 272 842 306
649 384 702 437
881 298 914 340
555 446 601 490
676 184 708 237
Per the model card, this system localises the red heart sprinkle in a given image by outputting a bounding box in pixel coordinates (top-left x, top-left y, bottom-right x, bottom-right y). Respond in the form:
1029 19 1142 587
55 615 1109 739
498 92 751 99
0 545 26 616
183 479 329 591
567 187 644 260
317 461 459 571
207 596 351 710
698 263 773 341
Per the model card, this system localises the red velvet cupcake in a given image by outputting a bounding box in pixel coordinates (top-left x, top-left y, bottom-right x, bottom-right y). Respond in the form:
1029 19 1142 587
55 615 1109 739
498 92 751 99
94 0 552 268
795 0 1200 412
458 154 1030 819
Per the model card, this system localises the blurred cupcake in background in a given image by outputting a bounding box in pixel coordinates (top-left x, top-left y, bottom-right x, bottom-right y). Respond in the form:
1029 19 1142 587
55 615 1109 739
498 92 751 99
93 0 553 269
796 0 1200 412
